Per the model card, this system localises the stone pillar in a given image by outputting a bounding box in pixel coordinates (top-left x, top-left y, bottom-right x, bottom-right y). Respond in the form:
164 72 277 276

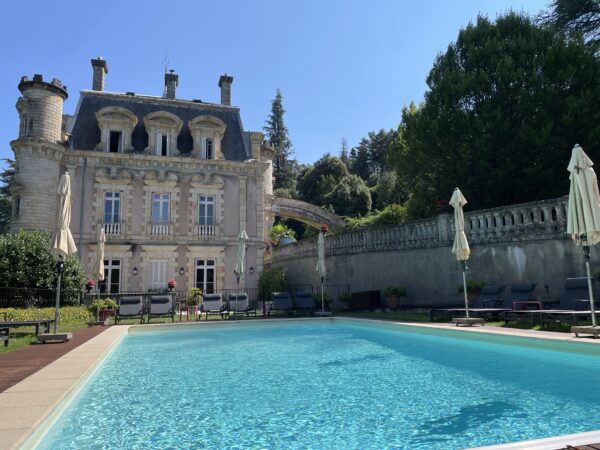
164 71 178 99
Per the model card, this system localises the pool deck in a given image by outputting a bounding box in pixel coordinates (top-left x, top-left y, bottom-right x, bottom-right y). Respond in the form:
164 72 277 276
2 318 600 450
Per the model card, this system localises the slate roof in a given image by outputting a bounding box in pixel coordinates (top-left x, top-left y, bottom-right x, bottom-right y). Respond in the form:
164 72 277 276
69 91 250 160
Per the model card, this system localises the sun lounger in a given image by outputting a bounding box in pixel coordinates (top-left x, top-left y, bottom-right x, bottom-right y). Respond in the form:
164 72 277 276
430 284 507 321
228 293 257 317
271 292 294 316
295 292 318 315
147 295 175 323
115 296 145 324
0 327 9 347
201 293 227 320
504 278 592 325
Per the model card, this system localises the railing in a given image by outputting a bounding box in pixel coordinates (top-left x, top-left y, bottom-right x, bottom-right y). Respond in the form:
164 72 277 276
272 196 569 262
103 222 122 235
150 222 172 236
196 224 217 237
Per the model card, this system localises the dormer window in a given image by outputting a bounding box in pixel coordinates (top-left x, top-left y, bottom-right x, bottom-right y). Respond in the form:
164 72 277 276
95 106 137 153
143 111 183 156
109 131 122 153
189 115 226 160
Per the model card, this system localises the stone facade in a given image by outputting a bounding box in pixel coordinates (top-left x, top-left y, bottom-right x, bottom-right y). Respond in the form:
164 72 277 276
10 60 275 295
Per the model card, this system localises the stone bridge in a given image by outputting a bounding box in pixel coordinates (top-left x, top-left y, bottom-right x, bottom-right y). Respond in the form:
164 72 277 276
269 197 345 230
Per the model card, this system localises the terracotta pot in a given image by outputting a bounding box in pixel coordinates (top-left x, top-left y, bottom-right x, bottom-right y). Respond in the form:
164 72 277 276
387 295 399 310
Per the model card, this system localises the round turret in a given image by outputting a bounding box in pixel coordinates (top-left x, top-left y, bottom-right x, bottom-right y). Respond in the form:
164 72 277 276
17 74 68 143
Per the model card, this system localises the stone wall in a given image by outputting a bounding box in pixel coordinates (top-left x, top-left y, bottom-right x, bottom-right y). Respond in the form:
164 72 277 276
270 197 595 306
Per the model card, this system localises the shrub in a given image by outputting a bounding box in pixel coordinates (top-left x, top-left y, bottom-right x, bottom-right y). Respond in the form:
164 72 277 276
384 285 406 297
258 267 287 301
458 279 486 294
188 288 203 305
87 299 117 316
0 306 93 323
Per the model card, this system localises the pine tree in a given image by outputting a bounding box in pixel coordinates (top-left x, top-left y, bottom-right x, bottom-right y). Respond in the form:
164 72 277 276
264 90 296 191
0 159 15 234
340 137 350 169
541 0 600 53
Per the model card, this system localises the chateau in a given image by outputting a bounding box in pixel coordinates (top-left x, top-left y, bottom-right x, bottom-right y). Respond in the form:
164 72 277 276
10 57 275 294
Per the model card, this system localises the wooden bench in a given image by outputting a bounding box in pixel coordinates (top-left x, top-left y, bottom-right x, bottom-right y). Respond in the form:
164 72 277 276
0 320 54 336
0 327 9 347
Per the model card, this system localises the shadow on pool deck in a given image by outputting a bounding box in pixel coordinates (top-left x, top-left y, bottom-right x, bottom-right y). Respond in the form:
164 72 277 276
0 325 107 392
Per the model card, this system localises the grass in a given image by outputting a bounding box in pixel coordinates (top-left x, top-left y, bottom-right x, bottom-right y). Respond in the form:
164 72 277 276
0 321 91 355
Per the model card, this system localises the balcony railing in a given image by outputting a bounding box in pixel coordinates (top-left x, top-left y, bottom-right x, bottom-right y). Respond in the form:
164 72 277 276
103 222 123 235
196 224 217 237
150 222 172 236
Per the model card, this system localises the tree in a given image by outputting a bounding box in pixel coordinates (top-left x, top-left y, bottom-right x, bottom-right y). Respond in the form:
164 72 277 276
324 174 372 216
339 137 351 169
297 154 348 207
388 12 600 217
349 129 397 186
541 0 600 53
264 90 298 192
0 159 15 234
372 170 405 209
0 230 85 291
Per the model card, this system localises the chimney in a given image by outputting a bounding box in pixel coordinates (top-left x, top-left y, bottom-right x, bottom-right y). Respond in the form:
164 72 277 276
91 57 108 91
164 70 178 99
218 74 233 106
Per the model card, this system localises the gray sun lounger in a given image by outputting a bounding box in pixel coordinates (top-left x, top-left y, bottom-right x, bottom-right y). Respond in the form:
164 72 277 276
115 296 145 324
271 292 294 316
228 293 257 317
430 284 506 321
147 295 175 323
201 293 227 320
295 292 318 315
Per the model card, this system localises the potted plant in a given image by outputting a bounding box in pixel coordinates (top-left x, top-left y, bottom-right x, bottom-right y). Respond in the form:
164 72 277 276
458 279 485 304
188 288 202 306
167 278 177 292
384 285 406 310
85 279 95 293
337 292 352 311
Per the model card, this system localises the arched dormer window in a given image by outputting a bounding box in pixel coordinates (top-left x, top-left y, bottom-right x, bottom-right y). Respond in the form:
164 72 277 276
95 106 138 153
143 111 183 156
189 115 226 160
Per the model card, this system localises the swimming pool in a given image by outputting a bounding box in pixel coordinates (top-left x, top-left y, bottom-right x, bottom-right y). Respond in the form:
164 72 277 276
35 320 600 449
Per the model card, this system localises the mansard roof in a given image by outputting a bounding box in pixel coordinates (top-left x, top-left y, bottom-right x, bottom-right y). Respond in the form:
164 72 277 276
69 91 251 160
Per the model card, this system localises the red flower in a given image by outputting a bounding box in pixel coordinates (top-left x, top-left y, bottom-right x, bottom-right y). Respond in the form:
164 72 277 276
167 278 177 288
320 224 329 232
86 279 96 287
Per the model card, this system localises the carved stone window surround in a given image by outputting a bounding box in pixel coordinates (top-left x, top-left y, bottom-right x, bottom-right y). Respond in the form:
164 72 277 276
189 115 226 160
143 111 183 156
95 106 138 152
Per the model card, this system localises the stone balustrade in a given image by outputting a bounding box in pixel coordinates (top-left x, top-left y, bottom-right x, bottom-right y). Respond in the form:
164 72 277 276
272 196 569 262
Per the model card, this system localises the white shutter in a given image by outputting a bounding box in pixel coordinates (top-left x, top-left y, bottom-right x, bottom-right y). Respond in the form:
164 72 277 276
200 137 206 159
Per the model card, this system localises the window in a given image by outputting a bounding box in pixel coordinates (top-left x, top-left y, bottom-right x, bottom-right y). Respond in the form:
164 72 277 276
14 196 20 217
156 133 169 156
151 193 170 224
195 259 215 294
206 139 213 159
104 192 121 223
109 131 122 153
99 259 121 294
198 195 215 225
148 260 168 291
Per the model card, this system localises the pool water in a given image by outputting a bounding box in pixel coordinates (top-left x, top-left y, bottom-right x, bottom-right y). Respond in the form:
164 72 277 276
38 320 600 449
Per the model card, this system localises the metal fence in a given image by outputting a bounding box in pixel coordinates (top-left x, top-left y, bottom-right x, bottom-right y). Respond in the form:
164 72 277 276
0 284 351 312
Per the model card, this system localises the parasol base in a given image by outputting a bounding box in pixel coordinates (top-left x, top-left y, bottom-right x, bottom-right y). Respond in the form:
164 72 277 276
37 332 72 343
87 320 108 327
315 311 332 317
572 326 600 338
452 317 485 327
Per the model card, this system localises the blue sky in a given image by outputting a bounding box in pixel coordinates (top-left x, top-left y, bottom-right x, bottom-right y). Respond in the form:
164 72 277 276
0 0 548 170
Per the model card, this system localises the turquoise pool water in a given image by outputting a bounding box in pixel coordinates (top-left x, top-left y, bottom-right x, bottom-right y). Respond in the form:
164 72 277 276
37 320 600 449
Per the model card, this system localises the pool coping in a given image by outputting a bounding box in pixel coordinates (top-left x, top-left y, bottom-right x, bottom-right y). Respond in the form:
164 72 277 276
2 318 600 450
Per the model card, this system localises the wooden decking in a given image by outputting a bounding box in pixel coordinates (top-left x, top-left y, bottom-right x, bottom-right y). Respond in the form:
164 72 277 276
0 326 107 392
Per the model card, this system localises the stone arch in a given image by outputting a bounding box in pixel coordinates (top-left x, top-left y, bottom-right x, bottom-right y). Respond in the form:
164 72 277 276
269 197 345 230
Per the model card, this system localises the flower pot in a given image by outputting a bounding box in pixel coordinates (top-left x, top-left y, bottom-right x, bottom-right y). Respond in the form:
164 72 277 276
386 295 399 310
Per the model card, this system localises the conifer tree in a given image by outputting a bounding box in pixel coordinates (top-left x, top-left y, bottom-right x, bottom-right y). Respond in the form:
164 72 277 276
264 90 297 192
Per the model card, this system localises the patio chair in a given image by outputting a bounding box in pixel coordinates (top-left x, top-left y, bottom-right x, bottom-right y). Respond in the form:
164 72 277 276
532 278 595 326
295 292 318 315
228 293 257 317
115 296 145 324
147 295 175 323
201 293 227 320
271 292 294 316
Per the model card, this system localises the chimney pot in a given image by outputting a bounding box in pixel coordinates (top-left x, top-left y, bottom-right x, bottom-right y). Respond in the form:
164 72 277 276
164 71 178 99
218 74 233 106
91 58 108 91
